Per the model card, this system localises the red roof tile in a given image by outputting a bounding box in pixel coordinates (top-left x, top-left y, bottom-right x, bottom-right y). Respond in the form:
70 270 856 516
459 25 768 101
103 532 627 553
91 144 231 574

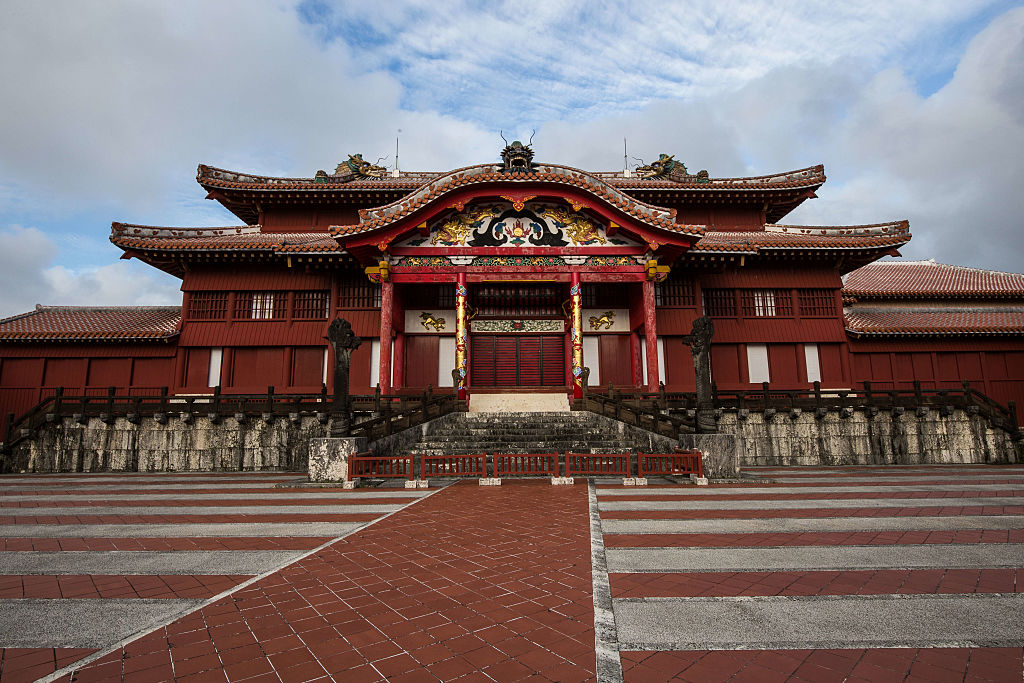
844 259 1024 298
692 221 911 253
0 306 181 342
845 308 1024 336
110 224 340 253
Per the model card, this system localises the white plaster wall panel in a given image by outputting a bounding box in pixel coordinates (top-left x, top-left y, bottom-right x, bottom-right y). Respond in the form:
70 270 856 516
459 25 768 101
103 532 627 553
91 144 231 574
438 337 455 387
747 344 770 384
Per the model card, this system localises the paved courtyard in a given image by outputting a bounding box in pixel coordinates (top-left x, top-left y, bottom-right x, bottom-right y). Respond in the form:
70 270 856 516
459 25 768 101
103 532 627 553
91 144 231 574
0 465 1021 681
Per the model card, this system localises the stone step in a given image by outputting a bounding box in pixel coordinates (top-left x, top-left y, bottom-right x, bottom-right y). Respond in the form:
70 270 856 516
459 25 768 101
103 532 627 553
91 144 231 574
394 410 678 460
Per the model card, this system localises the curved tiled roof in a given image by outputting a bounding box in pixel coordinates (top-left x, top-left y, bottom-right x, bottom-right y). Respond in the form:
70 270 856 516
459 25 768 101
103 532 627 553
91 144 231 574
691 221 911 253
197 162 825 193
845 308 1024 336
600 164 825 190
330 163 691 238
0 306 181 342
110 223 340 254
844 259 1024 298
198 164 438 191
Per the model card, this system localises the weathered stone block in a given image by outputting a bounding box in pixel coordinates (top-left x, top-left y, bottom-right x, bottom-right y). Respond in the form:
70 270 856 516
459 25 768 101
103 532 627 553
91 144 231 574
308 436 366 483
677 433 740 478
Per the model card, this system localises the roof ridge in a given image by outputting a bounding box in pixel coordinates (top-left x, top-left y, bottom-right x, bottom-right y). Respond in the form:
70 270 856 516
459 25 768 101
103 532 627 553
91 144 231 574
29 305 182 312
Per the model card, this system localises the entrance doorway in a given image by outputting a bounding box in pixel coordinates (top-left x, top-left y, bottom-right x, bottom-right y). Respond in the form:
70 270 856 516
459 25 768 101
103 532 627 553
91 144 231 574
470 335 565 387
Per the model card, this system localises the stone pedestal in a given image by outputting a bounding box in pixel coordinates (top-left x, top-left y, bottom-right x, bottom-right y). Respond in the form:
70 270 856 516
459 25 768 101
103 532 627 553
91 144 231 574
308 436 367 484
677 433 741 479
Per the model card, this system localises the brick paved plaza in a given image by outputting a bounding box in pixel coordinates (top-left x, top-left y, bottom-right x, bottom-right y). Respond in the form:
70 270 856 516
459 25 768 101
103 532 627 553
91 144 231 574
0 466 1021 681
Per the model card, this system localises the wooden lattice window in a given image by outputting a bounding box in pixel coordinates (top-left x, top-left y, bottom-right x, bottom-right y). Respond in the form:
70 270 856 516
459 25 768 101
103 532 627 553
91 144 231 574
798 289 836 317
475 284 561 317
740 289 793 317
655 280 695 307
437 284 456 309
293 291 330 319
234 292 286 320
187 292 228 320
338 276 381 308
703 289 736 317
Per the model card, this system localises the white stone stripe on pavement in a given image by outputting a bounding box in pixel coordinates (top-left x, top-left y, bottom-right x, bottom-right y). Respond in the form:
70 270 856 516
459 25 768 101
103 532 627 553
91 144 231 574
597 484 1024 496
0 598 205 648
613 593 1024 651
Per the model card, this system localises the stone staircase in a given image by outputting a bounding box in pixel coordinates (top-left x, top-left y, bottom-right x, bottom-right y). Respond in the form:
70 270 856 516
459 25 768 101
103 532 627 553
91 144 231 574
405 410 678 456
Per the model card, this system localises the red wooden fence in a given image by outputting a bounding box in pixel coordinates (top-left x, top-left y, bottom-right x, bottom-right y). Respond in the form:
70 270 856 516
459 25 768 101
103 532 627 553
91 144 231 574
350 453 414 480
638 450 703 478
421 454 487 479
565 452 629 477
495 453 558 477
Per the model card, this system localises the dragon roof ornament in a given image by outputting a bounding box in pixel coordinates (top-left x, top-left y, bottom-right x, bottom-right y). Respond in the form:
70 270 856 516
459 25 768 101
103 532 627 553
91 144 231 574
635 153 709 183
500 131 535 173
314 154 388 183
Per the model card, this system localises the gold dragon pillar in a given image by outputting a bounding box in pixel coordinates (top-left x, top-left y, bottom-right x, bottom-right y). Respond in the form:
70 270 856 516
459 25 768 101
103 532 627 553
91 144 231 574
570 272 584 399
455 272 469 399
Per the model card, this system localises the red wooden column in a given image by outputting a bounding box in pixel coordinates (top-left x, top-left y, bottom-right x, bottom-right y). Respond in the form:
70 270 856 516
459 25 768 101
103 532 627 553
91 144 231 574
630 331 642 388
393 332 406 390
379 280 393 394
642 279 659 391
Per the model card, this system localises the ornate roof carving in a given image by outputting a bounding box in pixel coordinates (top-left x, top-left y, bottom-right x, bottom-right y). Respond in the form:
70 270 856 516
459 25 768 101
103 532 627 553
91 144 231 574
330 163 691 238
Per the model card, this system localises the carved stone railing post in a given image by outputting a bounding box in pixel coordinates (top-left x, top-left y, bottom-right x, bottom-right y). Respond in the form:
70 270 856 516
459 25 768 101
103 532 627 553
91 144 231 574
326 317 362 438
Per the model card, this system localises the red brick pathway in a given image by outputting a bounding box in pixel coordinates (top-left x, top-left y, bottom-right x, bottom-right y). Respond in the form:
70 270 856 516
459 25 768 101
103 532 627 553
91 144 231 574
602 505 1024 519
604 529 1024 547
0 537 330 551
56 481 597 682
0 647 98 683
620 647 1023 682
610 567 1024 598
0 574 250 599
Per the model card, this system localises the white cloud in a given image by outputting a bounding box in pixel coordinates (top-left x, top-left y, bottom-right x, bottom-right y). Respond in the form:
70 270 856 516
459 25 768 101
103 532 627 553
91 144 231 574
0 0 1020 325
0 226 180 319
317 1 997 126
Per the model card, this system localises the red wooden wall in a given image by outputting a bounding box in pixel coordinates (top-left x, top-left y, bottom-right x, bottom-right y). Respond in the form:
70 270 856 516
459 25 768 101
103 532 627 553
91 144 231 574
0 344 177 433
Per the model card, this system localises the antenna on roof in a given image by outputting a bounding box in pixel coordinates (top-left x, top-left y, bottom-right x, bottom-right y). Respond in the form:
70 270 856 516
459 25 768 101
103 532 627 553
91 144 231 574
623 138 631 178
393 129 401 178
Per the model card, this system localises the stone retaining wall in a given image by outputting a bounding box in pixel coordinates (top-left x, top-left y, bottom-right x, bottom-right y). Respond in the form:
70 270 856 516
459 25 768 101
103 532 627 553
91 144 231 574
6 414 333 473
3 405 1019 474
693 407 1020 475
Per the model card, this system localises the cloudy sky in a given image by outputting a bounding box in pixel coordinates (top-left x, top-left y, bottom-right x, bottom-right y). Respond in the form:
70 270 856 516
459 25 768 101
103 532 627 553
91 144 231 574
1 0 1022 318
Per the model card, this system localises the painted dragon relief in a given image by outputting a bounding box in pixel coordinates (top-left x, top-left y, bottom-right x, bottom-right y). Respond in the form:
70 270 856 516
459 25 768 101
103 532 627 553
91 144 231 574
397 201 639 250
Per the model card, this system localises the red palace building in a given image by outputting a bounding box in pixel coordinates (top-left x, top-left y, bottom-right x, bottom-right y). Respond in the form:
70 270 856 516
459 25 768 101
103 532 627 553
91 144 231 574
1 144 1023 438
